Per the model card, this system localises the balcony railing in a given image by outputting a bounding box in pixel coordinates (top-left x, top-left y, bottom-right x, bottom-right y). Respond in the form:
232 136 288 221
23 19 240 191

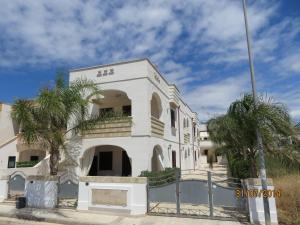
82 117 132 138
151 116 164 138
184 133 190 144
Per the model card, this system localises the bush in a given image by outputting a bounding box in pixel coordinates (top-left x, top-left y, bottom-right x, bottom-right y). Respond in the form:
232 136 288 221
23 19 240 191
273 174 300 225
228 156 251 179
16 161 39 168
266 154 300 178
139 167 180 186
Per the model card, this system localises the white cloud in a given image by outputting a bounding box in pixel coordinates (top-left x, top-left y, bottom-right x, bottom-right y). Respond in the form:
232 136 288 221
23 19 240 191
183 74 250 121
278 53 300 74
0 0 299 122
0 0 289 68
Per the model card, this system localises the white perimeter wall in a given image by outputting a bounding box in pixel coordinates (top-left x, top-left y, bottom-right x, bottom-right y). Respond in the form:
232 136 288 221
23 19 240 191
77 177 147 215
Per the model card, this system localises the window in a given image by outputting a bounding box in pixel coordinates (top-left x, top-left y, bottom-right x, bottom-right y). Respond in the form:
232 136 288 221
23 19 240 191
99 107 113 116
30 156 39 162
170 109 176 128
99 152 113 170
7 156 16 168
172 151 176 168
122 105 131 116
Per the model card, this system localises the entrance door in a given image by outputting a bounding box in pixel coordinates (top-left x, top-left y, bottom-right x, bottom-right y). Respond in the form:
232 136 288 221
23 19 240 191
122 151 131 176
88 156 98 176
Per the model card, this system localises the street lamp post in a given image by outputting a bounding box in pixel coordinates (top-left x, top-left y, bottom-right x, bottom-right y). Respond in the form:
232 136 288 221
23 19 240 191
242 0 271 224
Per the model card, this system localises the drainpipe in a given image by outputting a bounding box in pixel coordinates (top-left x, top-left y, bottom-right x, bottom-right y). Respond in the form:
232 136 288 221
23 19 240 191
177 106 182 170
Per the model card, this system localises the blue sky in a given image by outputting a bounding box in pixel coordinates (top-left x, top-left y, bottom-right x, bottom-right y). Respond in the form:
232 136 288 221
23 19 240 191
0 0 299 122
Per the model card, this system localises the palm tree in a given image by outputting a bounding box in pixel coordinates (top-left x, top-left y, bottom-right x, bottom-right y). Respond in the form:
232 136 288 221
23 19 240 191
208 94 299 178
11 74 106 175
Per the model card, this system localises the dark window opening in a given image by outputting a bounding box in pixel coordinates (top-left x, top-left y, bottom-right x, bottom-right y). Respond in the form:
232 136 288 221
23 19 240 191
99 152 113 170
172 151 176 168
170 109 176 128
122 151 131 176
8 156 16 168
30 156 39 162
122 105 131 116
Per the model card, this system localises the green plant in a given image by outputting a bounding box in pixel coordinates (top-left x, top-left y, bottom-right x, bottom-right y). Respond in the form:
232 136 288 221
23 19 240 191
140 167 180 186
11 74 108 175
16 161 39 168
208 93 299 178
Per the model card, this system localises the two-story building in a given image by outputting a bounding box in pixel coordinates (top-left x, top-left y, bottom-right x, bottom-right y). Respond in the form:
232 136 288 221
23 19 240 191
67 59 203 177
0 59 206 178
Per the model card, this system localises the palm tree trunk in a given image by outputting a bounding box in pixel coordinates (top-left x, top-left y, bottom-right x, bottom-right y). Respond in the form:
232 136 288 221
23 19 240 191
50 148 59 175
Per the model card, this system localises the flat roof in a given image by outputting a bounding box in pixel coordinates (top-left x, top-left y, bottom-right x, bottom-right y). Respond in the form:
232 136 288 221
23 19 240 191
70 58 181 93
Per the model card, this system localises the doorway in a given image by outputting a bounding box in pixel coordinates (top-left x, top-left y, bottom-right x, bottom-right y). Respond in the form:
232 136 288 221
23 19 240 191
88 156 98 176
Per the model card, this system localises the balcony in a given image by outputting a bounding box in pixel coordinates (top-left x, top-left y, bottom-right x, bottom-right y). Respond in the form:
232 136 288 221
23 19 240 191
83 117 132 138
151 116 164 138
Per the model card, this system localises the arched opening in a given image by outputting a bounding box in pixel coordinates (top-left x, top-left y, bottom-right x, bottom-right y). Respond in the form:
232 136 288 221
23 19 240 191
151 145 165 172
151 93 162 120
82 145 131 177
91 90 132 117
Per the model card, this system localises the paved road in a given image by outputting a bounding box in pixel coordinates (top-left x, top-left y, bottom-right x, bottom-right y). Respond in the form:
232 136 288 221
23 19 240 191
0 217 63 225
0 215 245 225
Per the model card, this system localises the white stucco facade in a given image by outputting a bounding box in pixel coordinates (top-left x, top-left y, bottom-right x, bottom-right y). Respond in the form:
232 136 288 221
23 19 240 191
0 59 207 178
0 103 48 176
67 59 204 177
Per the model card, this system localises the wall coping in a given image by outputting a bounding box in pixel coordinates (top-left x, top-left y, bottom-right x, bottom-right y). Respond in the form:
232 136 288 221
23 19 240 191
244 178 273 186
79 176 147 184
27 175 59 181
0 176 9 180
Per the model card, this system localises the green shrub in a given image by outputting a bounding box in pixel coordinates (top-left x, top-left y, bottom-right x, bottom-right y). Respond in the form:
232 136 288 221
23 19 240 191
16 161 39 168
139 167 180 186
227 156 251 179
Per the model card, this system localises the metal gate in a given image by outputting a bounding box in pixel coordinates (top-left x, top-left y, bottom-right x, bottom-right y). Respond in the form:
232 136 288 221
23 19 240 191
8 171 26 199
57 171 79 208
147 169 248 221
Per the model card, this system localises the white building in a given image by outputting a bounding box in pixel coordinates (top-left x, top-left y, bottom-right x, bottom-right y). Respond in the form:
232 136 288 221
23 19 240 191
0 103 47 175
68 59 203 177
0 59 208 177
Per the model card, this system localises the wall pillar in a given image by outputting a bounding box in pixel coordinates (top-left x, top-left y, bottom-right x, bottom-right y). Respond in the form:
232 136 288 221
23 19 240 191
0 176 8 202
245 178 278 225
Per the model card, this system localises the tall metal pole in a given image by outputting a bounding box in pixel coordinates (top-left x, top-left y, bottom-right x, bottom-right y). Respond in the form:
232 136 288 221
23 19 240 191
242 0 271 224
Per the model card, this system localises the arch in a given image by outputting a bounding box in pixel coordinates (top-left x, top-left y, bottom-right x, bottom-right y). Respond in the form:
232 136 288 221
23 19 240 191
81 145 132 177
151 145 165 172
151 92 162 120
8 172 26 197
90 89 132 117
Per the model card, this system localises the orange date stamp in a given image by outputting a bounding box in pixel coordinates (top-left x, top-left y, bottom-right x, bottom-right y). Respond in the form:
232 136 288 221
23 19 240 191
235 189 282 198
